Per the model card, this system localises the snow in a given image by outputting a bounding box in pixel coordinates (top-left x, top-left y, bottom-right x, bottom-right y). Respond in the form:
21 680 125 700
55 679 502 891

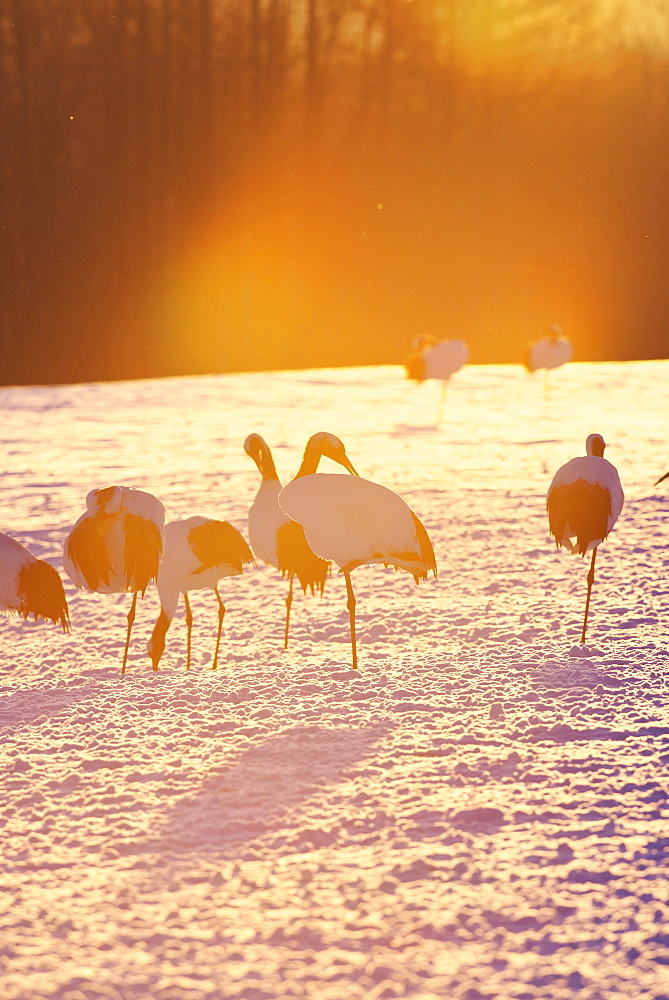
1 360 669 1000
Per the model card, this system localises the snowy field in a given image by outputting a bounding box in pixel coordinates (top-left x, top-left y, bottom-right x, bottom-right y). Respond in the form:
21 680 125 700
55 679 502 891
2 360 669 1000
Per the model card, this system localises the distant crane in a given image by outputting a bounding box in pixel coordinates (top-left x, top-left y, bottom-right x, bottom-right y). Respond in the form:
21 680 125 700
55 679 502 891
405 336 469 424
63 486 165 673
279 432 437 669
244 433 333 648
147 516 254 670
0 532 69 632
546 433 623 644
525 325 573 402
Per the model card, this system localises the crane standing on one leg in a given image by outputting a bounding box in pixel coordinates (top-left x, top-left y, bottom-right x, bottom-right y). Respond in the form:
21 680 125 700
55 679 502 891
546 434 624 644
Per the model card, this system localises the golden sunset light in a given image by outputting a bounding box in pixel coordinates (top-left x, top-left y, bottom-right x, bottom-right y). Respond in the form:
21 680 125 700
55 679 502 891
2 0 669 383
4 5 669 998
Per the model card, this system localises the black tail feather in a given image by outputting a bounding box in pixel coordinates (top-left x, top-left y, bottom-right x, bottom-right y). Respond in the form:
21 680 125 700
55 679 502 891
189 520 254 574
123 515 163 595
277 520 329 596
19 560 70 632
66 518 111 591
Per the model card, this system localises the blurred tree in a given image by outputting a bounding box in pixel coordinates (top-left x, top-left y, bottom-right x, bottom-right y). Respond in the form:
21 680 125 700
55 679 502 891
0 0 667 383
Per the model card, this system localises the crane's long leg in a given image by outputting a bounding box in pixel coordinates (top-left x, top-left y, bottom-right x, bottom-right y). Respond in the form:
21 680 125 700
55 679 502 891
581 547 598 645
344 570 358 670
284 574 294 650
212 587 226 671
437 380 448 426
121 592 138 675
184 593 193 669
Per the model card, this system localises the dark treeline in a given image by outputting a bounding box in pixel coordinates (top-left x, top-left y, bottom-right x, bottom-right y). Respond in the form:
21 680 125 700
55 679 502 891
1 1 668 384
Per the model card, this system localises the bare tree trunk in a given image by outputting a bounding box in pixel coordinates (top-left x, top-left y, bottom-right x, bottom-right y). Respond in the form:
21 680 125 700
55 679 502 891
305 0 319 128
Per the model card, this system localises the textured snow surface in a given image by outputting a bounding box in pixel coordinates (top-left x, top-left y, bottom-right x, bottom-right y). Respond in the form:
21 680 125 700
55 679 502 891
2 361 669 1000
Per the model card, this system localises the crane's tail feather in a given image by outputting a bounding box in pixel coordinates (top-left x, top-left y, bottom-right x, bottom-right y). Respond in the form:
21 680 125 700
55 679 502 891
123 515 163 595
277 520 329 596
547 481 611 556
188 520 255 575
18 559 70 632
411 511 437 580
65 518 112 591
404 352 426 382
339 511 437 583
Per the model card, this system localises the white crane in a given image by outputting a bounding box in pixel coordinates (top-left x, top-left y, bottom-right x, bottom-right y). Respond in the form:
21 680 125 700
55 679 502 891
0 532 69 632
546 433 624 644
525 325 573 373
525 325 573 403
147 515 254 671
244 433 333 648
405 336 469 423
63 486 165 673
279 432 437 669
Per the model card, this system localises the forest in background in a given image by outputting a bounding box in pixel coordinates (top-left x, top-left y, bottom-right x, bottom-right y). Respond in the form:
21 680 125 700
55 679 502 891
1 0 668 385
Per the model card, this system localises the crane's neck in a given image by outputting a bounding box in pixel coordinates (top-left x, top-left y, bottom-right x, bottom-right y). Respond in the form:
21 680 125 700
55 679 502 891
259 447 280 481
294 443 321 479
147 610 170 670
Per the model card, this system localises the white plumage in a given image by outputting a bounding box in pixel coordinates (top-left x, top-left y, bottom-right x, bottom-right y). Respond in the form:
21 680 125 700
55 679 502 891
526 326 573 373
63 485 166 672
405 337 469 382
0 532 69 632
546 433 624 644
281 475 432 578
147 515 253 671
405 337 468 424
245 433 336 648
279 434 437 669
245 435 291 569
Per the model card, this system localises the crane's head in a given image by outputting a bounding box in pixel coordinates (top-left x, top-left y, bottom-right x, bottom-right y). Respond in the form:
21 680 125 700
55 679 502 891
86 485 123 515
412 334 439 351
585 433 606 458
244 434 279 481
303 432 359 476
147 612 169 670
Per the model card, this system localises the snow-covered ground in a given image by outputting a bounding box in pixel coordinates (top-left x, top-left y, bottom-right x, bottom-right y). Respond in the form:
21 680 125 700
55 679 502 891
2 360 669 1000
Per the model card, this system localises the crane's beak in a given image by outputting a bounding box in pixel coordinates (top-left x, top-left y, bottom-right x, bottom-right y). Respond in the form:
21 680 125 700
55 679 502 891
655 470 669 486
342 456 360 476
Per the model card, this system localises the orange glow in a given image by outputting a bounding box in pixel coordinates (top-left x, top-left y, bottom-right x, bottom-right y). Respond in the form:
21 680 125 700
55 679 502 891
4 0 669 384
450 0 669 70
145 1 669 376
